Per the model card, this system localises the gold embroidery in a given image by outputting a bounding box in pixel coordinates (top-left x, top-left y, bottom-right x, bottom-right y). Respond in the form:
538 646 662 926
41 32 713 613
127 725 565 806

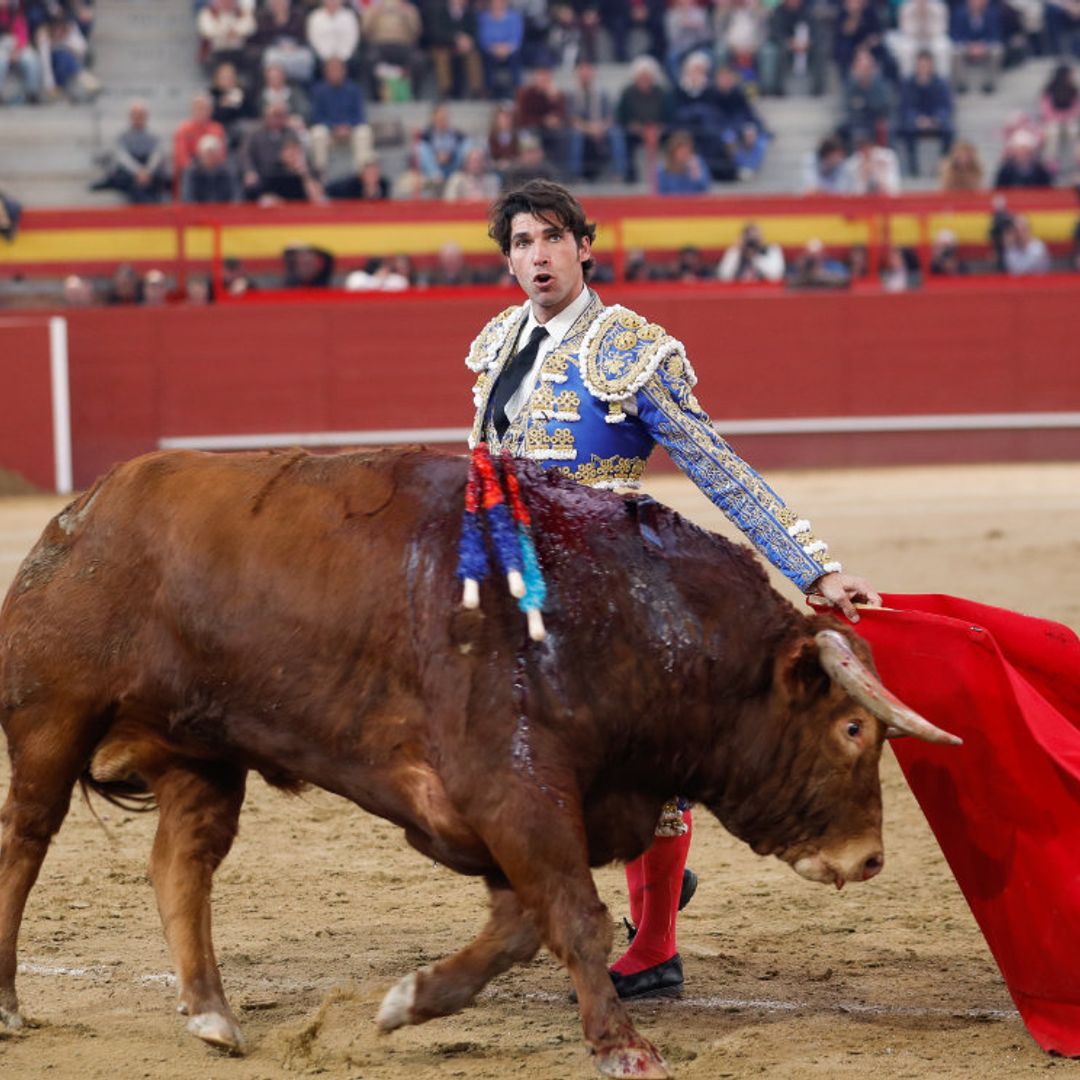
540 350 569 384
554 454 647 488
555 390 580 414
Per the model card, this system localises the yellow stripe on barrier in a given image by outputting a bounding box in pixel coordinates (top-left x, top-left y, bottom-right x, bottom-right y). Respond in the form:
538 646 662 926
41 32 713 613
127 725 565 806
1 209 1072 267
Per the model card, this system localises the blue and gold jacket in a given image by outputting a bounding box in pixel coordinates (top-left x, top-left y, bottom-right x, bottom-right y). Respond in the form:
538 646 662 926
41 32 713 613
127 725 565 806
466 290 839 591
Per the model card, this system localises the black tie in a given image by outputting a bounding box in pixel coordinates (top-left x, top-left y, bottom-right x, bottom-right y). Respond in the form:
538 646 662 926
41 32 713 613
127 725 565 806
490 324 548 438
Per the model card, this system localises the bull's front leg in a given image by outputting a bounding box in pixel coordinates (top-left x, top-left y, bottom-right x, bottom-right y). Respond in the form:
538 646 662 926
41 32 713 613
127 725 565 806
376 879 542 1029
481 795 671 1080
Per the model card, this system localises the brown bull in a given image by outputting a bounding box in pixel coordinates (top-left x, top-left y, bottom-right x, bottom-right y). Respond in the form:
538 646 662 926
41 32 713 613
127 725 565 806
0 447 957 1078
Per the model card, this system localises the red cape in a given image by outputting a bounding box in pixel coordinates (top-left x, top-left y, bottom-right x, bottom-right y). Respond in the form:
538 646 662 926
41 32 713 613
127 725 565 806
855 594 1080 1056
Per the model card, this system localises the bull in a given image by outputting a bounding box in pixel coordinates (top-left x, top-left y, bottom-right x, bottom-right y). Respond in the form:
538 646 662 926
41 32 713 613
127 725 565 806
0 447 958 1078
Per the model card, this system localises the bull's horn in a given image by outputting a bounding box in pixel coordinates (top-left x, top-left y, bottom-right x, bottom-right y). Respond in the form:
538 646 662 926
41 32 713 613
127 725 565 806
814 629 963 746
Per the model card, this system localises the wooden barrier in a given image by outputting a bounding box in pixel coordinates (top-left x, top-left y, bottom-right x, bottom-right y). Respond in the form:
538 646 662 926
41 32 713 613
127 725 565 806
0 280 1060 490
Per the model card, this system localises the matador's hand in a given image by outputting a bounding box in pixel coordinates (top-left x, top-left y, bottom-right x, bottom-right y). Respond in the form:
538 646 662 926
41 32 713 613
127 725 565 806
808 571 882 623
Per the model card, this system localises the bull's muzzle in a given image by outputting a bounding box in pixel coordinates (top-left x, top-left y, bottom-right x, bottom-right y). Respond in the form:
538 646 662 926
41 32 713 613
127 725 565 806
793 838 885 890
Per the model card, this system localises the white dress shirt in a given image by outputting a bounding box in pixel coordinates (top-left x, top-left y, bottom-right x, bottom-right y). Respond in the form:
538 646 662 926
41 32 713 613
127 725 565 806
504 285 593 426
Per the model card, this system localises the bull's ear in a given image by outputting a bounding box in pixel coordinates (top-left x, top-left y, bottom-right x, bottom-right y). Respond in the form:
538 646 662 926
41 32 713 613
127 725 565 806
776 637 832 705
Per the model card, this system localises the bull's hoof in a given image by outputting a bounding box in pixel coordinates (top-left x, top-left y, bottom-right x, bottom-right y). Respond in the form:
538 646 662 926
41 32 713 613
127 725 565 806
595 1045 672 1079
0 1005 23 1031
187 1011 246 1054
375 971 418 1032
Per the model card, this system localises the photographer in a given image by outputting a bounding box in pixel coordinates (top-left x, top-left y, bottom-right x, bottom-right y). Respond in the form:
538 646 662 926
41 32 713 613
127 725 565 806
717 221 786 282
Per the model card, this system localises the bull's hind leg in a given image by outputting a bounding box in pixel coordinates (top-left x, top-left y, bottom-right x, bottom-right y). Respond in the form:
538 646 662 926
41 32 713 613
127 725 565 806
146 761 247 1052
376 879 542 1030
0 705 102 1029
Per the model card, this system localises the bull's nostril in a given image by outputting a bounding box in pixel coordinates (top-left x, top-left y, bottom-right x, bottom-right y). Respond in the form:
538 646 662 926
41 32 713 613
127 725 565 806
862 853 884 880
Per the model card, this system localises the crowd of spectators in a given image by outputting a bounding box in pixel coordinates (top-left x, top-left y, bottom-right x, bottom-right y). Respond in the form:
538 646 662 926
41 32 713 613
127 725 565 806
0 0 99 102
6 1 1080 202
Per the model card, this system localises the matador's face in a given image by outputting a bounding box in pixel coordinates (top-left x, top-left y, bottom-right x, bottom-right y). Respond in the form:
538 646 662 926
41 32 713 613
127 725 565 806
506 212 591 323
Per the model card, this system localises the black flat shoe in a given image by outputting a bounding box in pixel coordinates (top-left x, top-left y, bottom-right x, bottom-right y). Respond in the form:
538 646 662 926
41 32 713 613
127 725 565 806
610 954 684 1000
624 869 699 944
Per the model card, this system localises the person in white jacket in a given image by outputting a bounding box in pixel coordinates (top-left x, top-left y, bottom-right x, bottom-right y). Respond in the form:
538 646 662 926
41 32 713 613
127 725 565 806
307 0 360 68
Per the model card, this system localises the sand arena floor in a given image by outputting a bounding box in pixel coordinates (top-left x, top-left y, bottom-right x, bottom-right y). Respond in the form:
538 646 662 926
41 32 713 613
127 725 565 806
0 462 1078 1080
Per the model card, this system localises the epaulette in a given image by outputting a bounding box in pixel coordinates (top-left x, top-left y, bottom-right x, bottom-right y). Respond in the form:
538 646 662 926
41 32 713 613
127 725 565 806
578 305 698 402
464 303 527 372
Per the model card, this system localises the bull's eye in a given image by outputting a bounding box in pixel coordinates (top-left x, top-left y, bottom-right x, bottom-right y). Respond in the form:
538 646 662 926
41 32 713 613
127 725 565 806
846 721 862 739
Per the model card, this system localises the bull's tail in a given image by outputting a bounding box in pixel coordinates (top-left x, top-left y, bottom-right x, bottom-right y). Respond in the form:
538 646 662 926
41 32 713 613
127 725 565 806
78 772 158 814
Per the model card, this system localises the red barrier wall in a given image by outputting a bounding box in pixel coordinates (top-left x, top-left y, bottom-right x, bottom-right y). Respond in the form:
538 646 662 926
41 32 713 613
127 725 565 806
0 319 57 491
41 280 1079 490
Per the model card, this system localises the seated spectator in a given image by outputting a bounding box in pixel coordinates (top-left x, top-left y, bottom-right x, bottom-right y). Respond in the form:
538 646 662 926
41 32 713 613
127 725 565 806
487 100 521 175
416 101 467 185
253 0 315 85
501 131 558 188
0 0 43 103
260 60 308 121
567 58 628 182
174 92 227 175
843 133 902 193
1046 0 1080 60
185 275 214 305
711 63 771 179
993 128 1053 187
673 51 736 182
142 268 170 306
309 57 372 176
63 274 96 305
307 0 360 71
197 0 255 73
841 48 891 148
222 256 255 296
180 132 241 203
714 0 766 83
362 0 422 101
1003 215 1050 274
879 247 912 292
1039 63 1080 176
477 0 524 97
0 184 19 240
443 143 501 200
788 237 851 288
672 244 711 281
616 55 672 183
656 129 711 194
239 100 302 199
258 140 326 204
887 0 951 79
90 99 170 203
515 61 571 177
760 0 819 97
106 263 142 305
327 155 391 199
41 8 99 100
950 0 1004 94
284 243 335 287
549 1 601 67
802 133 854 192
344 256 410 291
209 60 255 143
427 240 479 285
664 0 712 78
603 0 665 65
718 222 786 282
423 0 484 100
939 137 985 188
928 228 969 275
896 50 954 175
833 0 886 77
